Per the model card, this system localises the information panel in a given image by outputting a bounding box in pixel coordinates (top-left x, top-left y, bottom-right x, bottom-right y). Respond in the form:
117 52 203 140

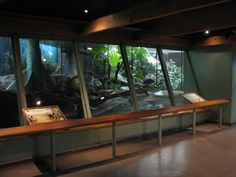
182 92 206 103
22 105 66 125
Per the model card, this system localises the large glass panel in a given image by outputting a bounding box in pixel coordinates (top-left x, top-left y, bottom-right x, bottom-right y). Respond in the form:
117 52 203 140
126 46 170 110
79 43 133 117
18 39 84 119
162 49 185 105
0 36 19 128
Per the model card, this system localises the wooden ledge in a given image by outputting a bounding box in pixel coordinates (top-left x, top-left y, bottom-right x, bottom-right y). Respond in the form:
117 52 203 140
0 99 229 140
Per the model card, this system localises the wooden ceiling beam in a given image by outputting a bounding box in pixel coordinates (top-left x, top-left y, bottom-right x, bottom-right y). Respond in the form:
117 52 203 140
0 13 189 48
80 0 231 36
135 1 236 40
190 35 236 48
80 31 190 49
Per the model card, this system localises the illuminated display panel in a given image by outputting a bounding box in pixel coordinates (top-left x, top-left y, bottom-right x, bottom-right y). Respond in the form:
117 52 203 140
22 105 66 125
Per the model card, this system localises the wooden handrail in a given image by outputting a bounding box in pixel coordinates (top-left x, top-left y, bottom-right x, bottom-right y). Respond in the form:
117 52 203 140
0 99 229 139
69 108 208 132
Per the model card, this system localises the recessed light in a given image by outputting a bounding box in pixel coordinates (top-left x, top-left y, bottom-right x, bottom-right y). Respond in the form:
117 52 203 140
204 30 210 35
84 9 88 13
36 100 42 106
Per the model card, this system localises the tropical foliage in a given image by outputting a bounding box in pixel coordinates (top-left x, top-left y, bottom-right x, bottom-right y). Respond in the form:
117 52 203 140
86 45 183 92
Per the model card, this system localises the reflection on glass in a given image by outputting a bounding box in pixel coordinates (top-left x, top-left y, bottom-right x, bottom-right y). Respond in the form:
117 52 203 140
18 39 84 119
126 46 170 110
79 44 133 116
162 49 185 105
0 36 19 128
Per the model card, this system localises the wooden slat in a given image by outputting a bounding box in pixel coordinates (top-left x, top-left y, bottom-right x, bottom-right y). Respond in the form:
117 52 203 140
80 0 231 36
0 99 229 139
190 35 236 48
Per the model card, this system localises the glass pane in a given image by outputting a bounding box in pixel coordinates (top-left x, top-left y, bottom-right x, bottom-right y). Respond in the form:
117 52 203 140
79 43 133 117
162 49 185 105
0 37 15 90
126 46 171 110
19 39 84 119
0 36 19 128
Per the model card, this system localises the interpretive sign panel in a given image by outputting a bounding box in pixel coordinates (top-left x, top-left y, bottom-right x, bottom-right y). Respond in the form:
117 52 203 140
22 105 66 125
182 92 206 103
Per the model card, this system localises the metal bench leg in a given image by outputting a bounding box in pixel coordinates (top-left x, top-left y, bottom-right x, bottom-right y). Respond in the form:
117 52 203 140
219 105 223 128
192 109 196 136
158 116 162 145
51 132 56 172
112 122 116 158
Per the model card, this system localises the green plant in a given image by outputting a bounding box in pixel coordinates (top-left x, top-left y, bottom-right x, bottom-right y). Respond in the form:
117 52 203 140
89 45 124 90
87 45 183 92
166 59 182 90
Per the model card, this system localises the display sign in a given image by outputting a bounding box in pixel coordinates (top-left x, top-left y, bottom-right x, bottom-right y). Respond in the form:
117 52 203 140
22 105 66 125
182 92 206 103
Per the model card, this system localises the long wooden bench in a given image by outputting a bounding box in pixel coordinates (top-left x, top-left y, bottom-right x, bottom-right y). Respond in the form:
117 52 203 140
0 99 229 172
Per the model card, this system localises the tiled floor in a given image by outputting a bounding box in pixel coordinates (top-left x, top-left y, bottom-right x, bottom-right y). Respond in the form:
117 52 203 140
0 124 235 177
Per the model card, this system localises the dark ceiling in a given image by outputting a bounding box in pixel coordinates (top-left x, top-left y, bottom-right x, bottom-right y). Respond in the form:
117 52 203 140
0 0 148 21
0 0 235 43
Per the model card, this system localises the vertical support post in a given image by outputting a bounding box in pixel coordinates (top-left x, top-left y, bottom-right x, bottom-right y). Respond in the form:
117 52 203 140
11 36 27 125
119 44 139 111
192 109 196 136
186 51 201 95
158 116 162 145
31 135 40 162
180 51 184 90
157 48 175 106
74 40 92 118
219 104 223 128
51 132 56 172
112 122 116 158
179 115 183 130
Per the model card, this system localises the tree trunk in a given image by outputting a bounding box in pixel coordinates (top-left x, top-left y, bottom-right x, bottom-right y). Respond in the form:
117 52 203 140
25 39 55 92
114 62 123 84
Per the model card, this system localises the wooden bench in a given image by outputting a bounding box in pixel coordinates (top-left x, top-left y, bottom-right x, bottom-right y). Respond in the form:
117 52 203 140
0 99 229 172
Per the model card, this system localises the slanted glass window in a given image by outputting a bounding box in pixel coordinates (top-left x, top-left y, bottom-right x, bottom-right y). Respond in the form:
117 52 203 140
0 37 15 91
162 49 185 105
126 46 171 110
18 39 84 119
79 43 133 117
0 36 19 128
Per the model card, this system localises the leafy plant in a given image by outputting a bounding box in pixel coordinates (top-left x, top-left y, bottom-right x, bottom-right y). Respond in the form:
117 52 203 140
166 59 182 90
87 45 183 93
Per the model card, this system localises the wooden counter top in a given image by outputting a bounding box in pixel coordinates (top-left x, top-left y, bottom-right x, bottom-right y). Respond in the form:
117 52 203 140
0 99 229 139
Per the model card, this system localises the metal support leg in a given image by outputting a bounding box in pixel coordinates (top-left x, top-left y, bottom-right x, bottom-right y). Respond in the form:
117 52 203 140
112 122 116 158
50 132 56 172
179 115 183 130
219 105 223 128
158 116 162 145
192 109 196 136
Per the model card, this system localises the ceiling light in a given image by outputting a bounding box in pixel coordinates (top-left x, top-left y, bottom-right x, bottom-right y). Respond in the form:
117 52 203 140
36 100 42 106
84 9 88 13
204 30 210 35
